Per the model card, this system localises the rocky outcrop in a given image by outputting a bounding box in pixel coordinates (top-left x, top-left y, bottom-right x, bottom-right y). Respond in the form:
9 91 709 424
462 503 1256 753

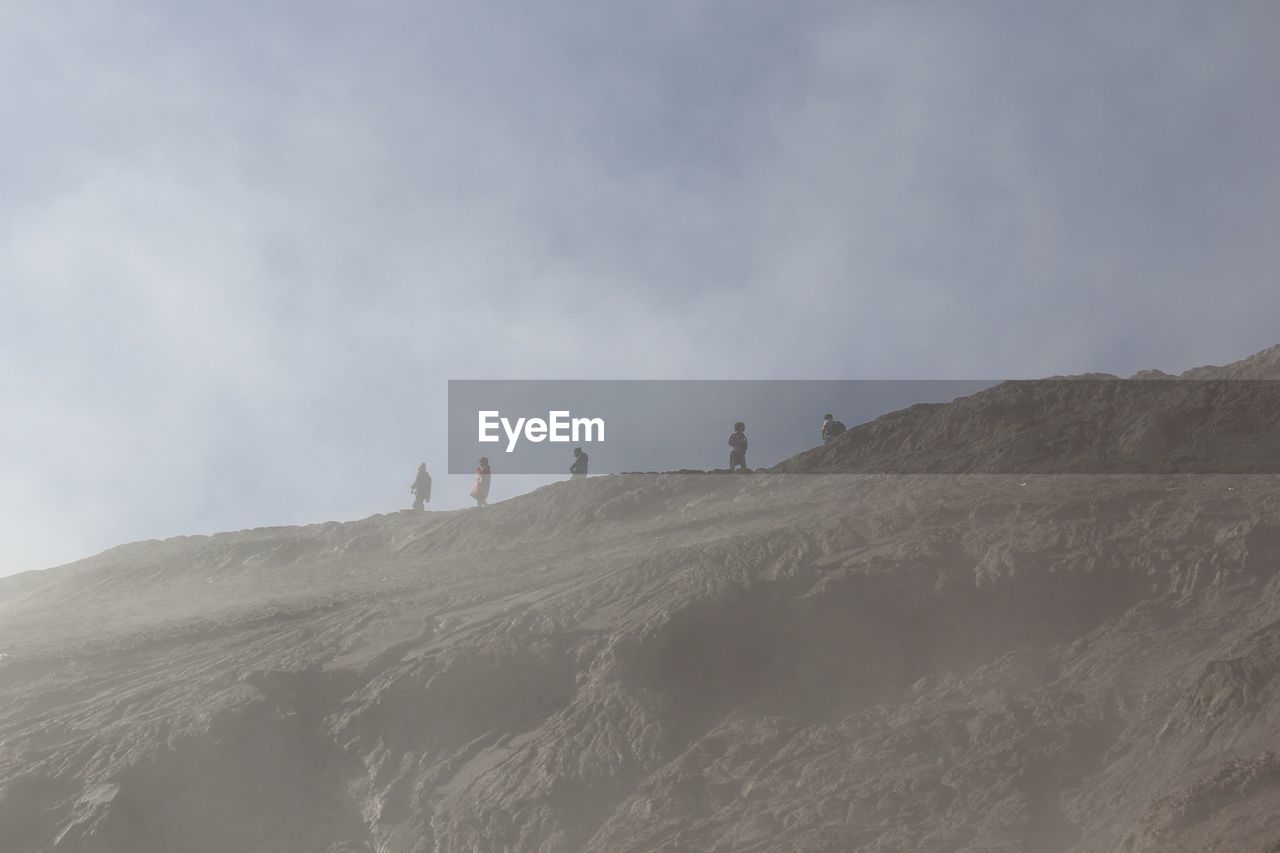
776 346 1280 475
3 348 1280 852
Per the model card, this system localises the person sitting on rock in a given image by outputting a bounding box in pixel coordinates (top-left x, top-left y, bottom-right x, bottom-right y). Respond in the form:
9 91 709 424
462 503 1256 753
410 463 432 510
728 421 749 473
570 447 589 479
471 457 492 508
821 413 847 443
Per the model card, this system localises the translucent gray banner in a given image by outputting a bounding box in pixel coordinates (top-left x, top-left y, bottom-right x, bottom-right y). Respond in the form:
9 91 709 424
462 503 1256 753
448 379 982 475
447 379 1280 476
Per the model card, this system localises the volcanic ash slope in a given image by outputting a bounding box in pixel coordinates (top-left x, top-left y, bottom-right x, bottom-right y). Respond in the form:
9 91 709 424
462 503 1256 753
3 349 1280 851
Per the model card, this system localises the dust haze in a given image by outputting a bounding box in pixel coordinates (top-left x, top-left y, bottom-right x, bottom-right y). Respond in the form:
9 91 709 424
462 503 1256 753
5 0 1280 576
5 1 1280 850
3 346 1280 850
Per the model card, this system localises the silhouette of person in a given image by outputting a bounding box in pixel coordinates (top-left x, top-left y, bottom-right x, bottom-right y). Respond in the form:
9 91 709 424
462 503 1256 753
728 421 749 473
471 457 492 508
821 414 846 443
410 463 432 510
570 447 588 479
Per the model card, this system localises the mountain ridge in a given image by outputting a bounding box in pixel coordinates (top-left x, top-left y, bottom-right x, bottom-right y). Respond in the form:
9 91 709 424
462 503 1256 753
2 346 1280 852
777 345 1280 476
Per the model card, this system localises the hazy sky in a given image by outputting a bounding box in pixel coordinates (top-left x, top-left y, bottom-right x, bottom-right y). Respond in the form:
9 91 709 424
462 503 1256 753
3 1 1279 576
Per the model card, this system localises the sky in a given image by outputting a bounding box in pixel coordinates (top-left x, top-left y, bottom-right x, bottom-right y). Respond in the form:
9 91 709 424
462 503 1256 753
2 1 1279 576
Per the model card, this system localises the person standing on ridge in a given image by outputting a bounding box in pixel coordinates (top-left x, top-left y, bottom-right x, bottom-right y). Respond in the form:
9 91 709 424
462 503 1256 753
410 463 432 510
728 421 749 473
821 413 847 443
570 447 589 479
471 457 492 508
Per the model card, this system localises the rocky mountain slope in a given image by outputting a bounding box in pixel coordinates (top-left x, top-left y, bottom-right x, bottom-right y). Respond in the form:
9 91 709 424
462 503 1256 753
2 346 1280 852
778 344 1280 476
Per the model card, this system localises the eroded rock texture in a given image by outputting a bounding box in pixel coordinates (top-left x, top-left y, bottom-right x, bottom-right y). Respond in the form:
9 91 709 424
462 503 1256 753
3 346 1280 852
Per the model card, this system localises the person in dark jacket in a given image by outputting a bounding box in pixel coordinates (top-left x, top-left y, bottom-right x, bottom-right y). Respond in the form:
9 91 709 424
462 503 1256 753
410 463 432 510
570 447 589 478
471 457 491 508
728 421 749 472
821 414 847 443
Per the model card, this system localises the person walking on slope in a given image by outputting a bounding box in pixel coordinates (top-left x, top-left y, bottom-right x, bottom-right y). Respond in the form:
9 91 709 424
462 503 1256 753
410 463 432 510
570 447 589 479
821 413 847 443
471 457 492 508
728 421 749 473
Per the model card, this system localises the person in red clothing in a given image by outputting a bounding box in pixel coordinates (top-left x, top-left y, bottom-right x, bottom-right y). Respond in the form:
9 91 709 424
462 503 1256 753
470 457 492 508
